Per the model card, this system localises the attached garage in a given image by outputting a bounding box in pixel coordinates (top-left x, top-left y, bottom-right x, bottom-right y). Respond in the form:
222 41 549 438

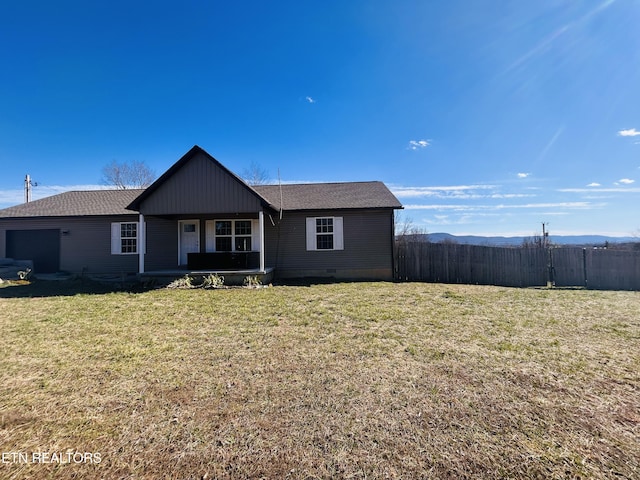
0 190 143 276
6 229 60 273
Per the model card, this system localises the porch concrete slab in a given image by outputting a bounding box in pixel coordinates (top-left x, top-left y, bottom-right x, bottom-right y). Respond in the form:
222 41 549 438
140 267 274 286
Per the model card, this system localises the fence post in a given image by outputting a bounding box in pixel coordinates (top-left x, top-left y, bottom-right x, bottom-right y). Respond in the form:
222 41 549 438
582 248 588 289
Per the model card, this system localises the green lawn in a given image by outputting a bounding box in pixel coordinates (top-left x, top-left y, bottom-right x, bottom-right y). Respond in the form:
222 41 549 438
1 280 639 479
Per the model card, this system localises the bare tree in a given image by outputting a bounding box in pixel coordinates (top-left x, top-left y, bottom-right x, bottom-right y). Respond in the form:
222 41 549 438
102 160 155 189
241 161 270 186
395 212 428 245
522 223 551 248
521 234 544 248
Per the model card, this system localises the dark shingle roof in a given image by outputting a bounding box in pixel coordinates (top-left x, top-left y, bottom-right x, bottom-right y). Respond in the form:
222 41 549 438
0 189 144 218
254 181 402 211
0 182 401 218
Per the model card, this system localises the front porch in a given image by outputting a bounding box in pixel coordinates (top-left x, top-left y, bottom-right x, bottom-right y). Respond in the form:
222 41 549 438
137 211 270 275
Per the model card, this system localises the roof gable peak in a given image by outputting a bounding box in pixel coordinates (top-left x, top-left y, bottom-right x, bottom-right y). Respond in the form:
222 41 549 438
126 145 274 214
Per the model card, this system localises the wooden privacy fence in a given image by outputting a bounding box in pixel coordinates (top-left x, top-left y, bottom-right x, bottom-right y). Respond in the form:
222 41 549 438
395 242 640 290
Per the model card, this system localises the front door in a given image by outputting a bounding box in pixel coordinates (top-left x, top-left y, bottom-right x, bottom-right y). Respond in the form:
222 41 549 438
179 220 200 266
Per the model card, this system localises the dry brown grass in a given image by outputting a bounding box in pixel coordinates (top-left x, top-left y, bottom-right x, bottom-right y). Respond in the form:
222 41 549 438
1 281 639 479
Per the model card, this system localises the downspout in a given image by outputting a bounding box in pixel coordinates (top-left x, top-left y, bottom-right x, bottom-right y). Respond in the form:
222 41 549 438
138 213 145 274
259 210 265 273
391 209 397 281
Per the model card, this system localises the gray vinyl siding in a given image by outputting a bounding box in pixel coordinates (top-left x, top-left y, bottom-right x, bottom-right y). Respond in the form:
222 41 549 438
0 215 139 274
264 209 395 280
144 217 179 271
137 151 264 215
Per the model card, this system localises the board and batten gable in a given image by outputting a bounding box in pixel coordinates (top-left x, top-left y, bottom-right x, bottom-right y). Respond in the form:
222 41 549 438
128 147 270 216
264 208 396 280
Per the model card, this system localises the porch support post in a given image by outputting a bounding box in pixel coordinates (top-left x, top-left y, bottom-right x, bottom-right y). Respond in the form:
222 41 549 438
138 213 145 274
259 210 265 273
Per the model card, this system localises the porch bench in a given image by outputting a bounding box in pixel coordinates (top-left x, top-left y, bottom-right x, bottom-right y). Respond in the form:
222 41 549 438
187 252 259 270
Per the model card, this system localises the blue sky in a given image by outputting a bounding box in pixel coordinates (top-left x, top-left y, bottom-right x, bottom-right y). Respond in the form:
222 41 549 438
1 0 639 236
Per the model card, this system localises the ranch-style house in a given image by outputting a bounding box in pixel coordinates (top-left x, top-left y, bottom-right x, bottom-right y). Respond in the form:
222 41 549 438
0 146 403 281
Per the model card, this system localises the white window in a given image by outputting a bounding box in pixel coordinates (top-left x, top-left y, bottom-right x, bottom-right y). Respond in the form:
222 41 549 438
111 222 138 255
306 217 344 251
205 219 257 252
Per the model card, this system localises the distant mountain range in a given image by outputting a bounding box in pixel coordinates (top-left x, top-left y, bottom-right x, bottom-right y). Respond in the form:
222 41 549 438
422 233 637 247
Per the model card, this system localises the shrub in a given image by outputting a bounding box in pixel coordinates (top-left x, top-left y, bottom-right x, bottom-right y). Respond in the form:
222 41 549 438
202 274 225 289
167 275 193 289
243 275 262 288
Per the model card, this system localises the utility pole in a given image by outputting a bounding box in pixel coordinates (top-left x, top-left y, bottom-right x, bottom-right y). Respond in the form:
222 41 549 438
25 174 32 203
24 174 37 203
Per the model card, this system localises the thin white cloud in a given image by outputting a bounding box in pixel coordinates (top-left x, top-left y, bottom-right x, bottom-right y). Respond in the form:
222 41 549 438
305 96 315 104
559 187 640 193
587 182 601 187
403 204 477 211
393 185 495 194
517 173 530 178
0 184 112 209
391 184 535 201
392 185 495 199
505 0 615 74
537 126 564 163
618 178 635 184
0 189 24 207
490 193 536 199
505 25 571 73
423 212 506 227
408 140 430 150
404 202 598 211
492 202 597 209
618 128 640 137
